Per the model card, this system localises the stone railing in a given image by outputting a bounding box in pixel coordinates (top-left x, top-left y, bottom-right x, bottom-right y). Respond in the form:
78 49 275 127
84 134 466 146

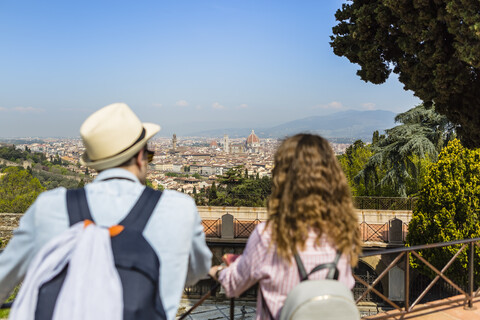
0 206 412 246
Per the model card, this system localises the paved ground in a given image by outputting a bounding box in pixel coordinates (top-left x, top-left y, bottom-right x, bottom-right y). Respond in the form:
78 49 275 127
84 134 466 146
179 295 480 319
177 299 257 320
365 295 480 320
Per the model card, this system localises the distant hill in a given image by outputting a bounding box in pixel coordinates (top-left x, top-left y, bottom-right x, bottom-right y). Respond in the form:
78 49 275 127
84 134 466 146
187 110 397 140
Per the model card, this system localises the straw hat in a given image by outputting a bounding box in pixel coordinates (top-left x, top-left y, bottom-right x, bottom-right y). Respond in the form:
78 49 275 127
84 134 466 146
79 103 160 171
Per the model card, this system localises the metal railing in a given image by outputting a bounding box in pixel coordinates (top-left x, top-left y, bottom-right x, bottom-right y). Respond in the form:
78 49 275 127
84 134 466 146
4 238 480 319
360 222 389 242
204 218 403 243
234 219 261 238
356 237 480 319
201 219 221 238
182 237 480 319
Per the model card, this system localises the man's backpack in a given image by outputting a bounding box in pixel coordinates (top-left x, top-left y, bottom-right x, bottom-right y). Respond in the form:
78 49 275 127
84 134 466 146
278 252 360 320
34 187 166 320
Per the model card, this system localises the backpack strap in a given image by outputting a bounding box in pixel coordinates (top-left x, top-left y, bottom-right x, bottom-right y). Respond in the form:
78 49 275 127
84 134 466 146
294 253 309 281
259 286 275 320
118 187 162 231
66 187 162 231
66 188 94 226
294 251 342 281
309 251 341 280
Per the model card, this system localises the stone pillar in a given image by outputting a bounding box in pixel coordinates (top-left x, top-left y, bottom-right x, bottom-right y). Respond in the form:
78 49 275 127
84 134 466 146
388 265 405 301
389 218 403 244
221 213 234 239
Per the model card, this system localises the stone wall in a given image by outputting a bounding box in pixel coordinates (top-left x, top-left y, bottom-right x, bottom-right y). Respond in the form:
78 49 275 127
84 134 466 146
198 206 412 224
0 207 412 246
0 214 22 247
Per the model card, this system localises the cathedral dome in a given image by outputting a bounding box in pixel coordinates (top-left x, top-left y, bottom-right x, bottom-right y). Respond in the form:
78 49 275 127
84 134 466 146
246 130 260 144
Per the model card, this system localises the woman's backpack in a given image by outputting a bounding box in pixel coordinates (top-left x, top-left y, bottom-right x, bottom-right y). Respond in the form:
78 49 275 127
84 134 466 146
278 252 360 320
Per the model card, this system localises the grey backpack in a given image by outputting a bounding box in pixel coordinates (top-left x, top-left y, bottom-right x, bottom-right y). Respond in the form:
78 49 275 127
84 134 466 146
271 252 360 320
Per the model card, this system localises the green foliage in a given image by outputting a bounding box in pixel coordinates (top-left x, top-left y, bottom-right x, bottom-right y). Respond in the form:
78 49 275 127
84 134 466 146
192 167 272 207
32 170 80 190
145 179 154 189
217 166 245 188
209 181 218 201
0 145 46 164
338 140 374 196
331 0 480 147
356 105 454 196
164 171 202 180
0 285 19 317
192 173 201 179
0 167 45 213
407 139 480 284
50 154 63 166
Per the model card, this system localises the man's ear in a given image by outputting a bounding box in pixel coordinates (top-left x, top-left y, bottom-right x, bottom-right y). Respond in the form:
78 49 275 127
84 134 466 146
135 149 145 168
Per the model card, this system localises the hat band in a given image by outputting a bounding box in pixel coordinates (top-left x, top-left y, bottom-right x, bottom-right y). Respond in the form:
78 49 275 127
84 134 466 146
89 127 146 163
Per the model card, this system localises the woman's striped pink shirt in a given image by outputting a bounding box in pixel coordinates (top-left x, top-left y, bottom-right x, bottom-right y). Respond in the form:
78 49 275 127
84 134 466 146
218 222 355 320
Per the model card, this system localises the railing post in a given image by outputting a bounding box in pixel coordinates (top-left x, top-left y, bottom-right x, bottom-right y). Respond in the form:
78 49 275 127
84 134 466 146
230 298 235 320
468 242 474 309
405 251 410 311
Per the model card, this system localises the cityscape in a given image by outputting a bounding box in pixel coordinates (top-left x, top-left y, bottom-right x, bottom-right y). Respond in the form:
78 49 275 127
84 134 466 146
1 0 480 319
2 132 351 196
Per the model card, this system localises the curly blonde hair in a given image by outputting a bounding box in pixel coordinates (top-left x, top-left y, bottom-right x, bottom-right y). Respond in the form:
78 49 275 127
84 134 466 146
267 134 361 266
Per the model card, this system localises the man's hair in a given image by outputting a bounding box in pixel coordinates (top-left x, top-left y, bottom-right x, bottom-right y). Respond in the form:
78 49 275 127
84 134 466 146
117 144 148 168
266 134 362 266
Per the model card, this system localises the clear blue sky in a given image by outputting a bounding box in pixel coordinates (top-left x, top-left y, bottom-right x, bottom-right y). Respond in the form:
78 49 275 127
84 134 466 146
0 0 420 137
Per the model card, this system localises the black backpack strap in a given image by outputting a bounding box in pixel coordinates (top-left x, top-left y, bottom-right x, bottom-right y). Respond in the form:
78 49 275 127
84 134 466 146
66 188 94 226
326 251 341 279
259 286 275 320
294 253 309 281
295 251 342 281
119 187 162 231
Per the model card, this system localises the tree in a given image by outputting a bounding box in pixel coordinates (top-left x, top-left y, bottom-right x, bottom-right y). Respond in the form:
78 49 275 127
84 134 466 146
406 139 480 284
0 167 45 213
217 166 245 190
331 0 480 147
192 173 201 179
209 175 272 207
338 140 374 196
356 104 454 196
208 182 218 201
145 179 154 189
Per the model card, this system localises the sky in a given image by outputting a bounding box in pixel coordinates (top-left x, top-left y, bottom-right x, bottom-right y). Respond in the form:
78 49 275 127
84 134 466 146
0 0 421 137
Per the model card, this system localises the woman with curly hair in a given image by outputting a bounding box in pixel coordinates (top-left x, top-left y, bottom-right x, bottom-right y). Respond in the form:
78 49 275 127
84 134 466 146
209 134 361 319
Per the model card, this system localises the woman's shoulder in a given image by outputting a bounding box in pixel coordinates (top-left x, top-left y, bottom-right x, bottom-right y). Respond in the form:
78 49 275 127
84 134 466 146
253 221 271 238
245 222 272 248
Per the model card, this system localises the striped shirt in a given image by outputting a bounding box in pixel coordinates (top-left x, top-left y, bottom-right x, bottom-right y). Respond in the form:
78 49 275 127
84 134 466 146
218 222 355 320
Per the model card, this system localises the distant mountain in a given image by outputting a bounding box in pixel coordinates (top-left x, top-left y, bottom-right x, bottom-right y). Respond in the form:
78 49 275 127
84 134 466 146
186 110 397 141
264 110 397 139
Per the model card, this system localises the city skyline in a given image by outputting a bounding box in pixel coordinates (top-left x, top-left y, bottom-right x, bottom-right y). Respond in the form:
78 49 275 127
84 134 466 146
0 0 421 137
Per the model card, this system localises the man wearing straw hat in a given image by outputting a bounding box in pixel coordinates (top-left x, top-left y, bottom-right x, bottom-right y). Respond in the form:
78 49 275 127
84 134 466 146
0 103 212 319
